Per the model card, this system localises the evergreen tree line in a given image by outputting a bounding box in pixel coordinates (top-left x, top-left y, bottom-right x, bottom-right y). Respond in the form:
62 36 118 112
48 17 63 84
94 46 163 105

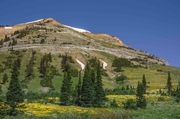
166 72 180 102
60 56 105 107
6 57 24 116
25 51 36 80
39 53 57 88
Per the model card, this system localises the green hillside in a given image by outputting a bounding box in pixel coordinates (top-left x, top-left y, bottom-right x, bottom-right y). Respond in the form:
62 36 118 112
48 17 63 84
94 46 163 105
0 50 179 95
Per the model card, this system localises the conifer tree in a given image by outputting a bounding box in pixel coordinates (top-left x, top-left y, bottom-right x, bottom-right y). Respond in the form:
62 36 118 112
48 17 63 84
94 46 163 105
94 61 105 106
6 58 24 115
167 72 172 95
81 63 94 107
142 74 147 94
2 73 8 84
60 58 72 105
175 82 180 102
136 82 146 108
25 51 35 80
75 71 82 105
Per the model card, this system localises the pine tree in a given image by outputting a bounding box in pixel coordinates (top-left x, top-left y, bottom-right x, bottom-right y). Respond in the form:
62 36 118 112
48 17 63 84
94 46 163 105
60 59 72 105
75 71 82 105
136 82 146 108
175 82 180 102
94 61 105 106
167 72 172 95
81 63 94 107
142 74 147 94
6 58 24 116
2 73 8 84
25 51 35 80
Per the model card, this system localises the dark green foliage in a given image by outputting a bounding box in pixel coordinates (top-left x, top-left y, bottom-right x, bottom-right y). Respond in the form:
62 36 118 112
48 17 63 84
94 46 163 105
12 38 17 46
39 53 56 88
123 99 137 110
175 82 180 102
166 72 172 95
6 58 24 115
74 71 82 106
2 73 8 84
0 103 9 118
24 51 36 81
70 68 79 77
112 58 132 72
142 74 147 94
110 99 118 107
136 82 146 108
0 39 4 46
60 57 72 105
81 63 94 107
4 35 10 42
40 39 45 44
115 75 128 84
94 61 105 106
40 65 57 88
80 59 105 107
105 86 136 95
61 55 74 71
16 28 30 39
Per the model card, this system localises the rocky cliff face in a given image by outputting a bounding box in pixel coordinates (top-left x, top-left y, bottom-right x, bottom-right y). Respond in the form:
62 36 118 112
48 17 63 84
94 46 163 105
0 18 167 66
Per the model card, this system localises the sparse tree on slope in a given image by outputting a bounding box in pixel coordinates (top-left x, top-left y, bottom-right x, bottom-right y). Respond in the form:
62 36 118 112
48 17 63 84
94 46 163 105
136 82 146 108
60 59 72 105
2 73 8 84
75 71 82 106
94 61 105 106
167 72 172 95
142 74 147 94
81 63 94 107
6 58 24 116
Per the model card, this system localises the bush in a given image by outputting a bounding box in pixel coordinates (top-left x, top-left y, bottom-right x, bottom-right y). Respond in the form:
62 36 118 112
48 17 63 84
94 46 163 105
110 99 118 108
123 99 137 110
112 58 132 72
40 39 45 44
71 68 79 77
157 97 166 101
115 75 128 84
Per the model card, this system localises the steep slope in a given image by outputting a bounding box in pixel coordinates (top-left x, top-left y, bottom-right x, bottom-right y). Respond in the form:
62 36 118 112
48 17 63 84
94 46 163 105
0 18 178 94
0 18 166 66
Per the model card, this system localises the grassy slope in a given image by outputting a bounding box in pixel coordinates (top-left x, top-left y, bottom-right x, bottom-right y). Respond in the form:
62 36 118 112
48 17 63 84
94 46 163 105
122 65 180 91
0 50 180 94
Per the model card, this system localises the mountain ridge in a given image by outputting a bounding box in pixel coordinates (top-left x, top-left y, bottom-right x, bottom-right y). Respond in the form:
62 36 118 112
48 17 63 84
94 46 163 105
0 18 167 67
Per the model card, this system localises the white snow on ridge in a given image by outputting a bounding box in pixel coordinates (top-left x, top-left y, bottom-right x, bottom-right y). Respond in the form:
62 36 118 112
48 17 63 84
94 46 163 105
100 60 108 70
64 25 90 33
76 59 85 70
4 27 13 30
23 19 44 25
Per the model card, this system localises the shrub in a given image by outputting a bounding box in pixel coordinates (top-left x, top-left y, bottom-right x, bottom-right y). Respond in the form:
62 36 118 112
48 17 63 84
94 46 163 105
40 39 45 44
157 97 166 101
123 99 137 110
112 58 132 72
110 99 118 108
71 68 79 77
115 75 128 84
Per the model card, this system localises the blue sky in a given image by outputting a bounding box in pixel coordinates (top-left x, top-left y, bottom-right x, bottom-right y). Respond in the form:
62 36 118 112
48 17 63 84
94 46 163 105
1 0 180 67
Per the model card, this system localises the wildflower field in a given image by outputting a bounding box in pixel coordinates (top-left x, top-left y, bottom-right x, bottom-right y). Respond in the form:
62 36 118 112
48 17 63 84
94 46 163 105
4 94 172 118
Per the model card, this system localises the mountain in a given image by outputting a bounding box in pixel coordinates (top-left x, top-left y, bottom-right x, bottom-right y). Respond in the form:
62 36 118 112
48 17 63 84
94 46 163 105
0 18 166 64
0 18 179 93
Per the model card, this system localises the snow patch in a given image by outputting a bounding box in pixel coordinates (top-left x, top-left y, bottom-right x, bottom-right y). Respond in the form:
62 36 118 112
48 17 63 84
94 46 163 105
64 25 90 33
23 19 44 24
76 59 85 70
4 27 12 30
100 60 108 69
